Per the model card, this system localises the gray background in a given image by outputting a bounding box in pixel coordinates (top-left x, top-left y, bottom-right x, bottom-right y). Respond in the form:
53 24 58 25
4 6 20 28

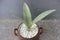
0 0 60 40
0 19 60 40
0 0 60 19
0 0 23 19
26 0 60 19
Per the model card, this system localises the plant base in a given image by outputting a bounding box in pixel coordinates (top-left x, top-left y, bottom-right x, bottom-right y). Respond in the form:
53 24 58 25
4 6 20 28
14 24 43 40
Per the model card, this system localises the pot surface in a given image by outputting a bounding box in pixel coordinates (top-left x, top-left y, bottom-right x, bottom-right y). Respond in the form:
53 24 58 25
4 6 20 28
18 23 38 38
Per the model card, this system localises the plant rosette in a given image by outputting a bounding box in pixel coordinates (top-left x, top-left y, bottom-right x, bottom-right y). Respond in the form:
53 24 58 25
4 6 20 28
14 2 56 40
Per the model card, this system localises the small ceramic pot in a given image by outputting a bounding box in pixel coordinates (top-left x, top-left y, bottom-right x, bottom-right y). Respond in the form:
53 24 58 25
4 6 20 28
14 23 44 40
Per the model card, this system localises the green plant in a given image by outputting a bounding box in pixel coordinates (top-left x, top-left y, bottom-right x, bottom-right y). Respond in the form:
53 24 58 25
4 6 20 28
23 3 56 29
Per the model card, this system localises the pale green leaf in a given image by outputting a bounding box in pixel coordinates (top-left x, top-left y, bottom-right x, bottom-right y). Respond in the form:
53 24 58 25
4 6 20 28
33 9 56 23
23 3 32 28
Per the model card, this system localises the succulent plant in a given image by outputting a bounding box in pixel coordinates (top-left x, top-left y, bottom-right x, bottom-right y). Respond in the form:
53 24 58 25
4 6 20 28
23 3 56 29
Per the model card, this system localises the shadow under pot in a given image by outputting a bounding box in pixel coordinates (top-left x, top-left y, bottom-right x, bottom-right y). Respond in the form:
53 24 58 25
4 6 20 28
14 23 44 40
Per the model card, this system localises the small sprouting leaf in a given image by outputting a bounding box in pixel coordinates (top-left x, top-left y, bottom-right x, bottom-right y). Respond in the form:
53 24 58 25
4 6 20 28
23 3 32 29
33 9 56 23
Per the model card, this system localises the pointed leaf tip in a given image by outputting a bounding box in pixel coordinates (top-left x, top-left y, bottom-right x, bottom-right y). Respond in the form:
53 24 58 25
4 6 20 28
23 2 32 29
33 9 56 23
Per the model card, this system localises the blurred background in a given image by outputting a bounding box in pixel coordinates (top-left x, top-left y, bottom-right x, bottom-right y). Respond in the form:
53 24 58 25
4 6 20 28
0 0 60 19
0 0 60 40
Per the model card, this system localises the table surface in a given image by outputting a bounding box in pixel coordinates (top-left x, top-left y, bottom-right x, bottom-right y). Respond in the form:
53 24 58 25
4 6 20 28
0 19 60 40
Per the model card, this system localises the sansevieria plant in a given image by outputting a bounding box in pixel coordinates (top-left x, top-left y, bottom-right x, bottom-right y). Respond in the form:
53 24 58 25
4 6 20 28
14 2 56 40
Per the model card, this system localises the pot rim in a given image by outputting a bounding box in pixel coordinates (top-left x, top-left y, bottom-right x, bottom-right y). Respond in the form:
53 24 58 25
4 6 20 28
14 23 44 39
18 23 39 39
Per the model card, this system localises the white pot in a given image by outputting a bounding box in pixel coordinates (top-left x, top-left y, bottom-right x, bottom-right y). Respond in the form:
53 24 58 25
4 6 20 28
14 23 43 40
